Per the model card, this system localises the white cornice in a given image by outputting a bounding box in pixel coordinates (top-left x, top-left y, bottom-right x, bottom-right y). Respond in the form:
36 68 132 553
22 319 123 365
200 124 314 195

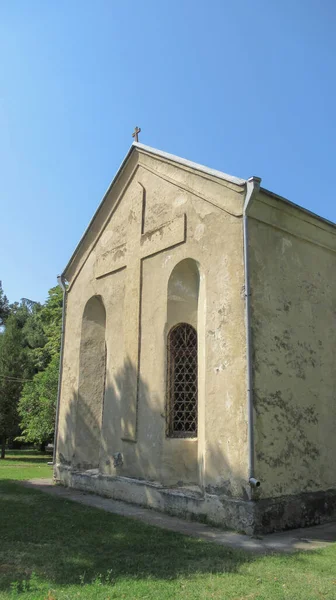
133 142 246 187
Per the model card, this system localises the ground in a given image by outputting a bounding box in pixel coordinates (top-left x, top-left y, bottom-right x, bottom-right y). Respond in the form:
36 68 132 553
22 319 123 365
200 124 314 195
0 451 336 599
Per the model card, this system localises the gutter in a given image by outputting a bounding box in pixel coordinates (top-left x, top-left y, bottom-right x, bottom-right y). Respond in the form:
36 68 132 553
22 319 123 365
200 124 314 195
52 274 67 467
243 176 262 490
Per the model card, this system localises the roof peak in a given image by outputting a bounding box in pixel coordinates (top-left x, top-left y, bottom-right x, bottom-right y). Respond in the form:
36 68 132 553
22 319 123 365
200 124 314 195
132 142 246 187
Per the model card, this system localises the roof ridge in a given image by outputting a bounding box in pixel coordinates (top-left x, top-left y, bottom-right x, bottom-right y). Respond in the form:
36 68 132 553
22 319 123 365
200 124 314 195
133 142 246 187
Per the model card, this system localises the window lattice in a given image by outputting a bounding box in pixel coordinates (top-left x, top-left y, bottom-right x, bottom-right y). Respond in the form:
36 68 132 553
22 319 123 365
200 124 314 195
166 323 198 438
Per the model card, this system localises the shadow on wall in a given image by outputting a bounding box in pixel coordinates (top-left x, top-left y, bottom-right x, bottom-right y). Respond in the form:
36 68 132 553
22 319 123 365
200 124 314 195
57 353 248 503
57 259 248 494
73 295 106 470
57 357 152 471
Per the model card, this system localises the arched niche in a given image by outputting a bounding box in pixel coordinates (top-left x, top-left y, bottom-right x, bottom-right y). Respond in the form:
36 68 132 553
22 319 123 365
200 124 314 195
74 295 106 470
167 258 200 331
166 259 200 441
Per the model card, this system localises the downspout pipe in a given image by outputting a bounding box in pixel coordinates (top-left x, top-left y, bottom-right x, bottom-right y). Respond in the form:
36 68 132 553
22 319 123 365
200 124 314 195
243 176 262 490
53 274 67 467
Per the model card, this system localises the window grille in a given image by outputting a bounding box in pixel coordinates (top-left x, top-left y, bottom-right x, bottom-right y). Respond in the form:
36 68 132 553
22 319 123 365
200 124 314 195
166 323 198 438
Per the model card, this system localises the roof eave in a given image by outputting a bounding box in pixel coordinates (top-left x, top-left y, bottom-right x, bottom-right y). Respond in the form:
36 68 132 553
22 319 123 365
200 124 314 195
133 142 246 187
260 186 336 230
60 142 247 281
61 144 137 280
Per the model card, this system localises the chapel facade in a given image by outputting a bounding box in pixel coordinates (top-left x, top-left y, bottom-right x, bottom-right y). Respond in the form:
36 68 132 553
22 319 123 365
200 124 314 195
55 142 336 534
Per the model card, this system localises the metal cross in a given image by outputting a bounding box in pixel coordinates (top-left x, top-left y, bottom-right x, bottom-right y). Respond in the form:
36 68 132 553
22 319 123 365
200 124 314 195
132 126 141 143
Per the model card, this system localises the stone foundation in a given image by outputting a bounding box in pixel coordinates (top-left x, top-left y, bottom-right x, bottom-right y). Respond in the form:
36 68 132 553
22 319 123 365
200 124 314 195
54 465 336 535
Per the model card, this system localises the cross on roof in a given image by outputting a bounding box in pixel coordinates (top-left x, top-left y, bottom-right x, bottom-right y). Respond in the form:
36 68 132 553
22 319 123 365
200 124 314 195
132 126 141 143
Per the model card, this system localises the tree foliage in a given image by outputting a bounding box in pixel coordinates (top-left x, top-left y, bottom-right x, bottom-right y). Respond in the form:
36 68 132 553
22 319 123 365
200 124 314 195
0 282 63 454
0 281 10 326
17 286 62 446
18 354 59 445
0 305 33 458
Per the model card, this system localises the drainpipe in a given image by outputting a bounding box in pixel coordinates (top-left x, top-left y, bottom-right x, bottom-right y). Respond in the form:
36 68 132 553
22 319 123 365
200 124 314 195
52 274 67 467
243 176 261 490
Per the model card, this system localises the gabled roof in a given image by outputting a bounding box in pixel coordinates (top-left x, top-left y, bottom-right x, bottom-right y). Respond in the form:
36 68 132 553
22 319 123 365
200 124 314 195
61 143 247 282
133 142 246 186
60 142 336 285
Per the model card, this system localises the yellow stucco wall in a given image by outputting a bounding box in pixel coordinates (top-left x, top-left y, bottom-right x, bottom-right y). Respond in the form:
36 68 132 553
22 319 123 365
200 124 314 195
57 146 249 499
249 191 336 499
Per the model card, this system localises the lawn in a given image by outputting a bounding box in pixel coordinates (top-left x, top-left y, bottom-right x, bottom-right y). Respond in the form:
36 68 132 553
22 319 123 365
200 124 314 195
0 453 335 599
0 450 53 481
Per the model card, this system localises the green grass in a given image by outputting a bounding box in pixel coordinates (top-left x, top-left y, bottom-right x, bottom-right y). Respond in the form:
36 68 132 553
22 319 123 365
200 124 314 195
0 450 53 480
0 453 336 599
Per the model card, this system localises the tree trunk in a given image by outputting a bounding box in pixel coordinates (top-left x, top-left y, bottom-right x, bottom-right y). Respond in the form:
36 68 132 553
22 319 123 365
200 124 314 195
1 437 6 459
39 441 46 452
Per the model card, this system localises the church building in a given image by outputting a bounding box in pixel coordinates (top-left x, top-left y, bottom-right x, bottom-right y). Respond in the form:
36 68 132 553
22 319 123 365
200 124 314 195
55 141 336 534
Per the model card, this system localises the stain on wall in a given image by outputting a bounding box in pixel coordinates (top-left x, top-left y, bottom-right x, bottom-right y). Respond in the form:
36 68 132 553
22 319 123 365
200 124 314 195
249 194 336 498
57 147 249 500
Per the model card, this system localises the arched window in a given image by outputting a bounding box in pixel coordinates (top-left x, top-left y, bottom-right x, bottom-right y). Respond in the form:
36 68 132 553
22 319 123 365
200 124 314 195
166 323 198 438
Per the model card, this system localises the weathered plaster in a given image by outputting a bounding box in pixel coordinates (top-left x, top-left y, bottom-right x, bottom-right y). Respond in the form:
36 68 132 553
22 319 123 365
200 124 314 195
249 191 336 500
73 296 106 470
56 146 249 515
56 146 336 533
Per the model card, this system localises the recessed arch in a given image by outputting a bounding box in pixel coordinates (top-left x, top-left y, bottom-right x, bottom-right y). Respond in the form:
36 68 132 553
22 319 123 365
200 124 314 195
74 295 106 469
166 259 200 438
167 258 200 331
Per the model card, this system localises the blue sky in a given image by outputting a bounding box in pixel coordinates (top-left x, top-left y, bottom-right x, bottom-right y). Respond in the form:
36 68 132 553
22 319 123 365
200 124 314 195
1 1 335 303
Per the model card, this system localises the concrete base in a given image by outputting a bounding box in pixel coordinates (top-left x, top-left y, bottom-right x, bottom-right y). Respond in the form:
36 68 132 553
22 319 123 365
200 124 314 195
254 489 336 534
55 465 336 535
55 464 256 534
23 478 336 553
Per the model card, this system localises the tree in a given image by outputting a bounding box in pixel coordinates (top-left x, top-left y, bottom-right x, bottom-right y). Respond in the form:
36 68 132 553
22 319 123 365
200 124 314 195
17 286 63 447
0 313 29 458
37 286 62 358
18 354 59 447
0 281 10 326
